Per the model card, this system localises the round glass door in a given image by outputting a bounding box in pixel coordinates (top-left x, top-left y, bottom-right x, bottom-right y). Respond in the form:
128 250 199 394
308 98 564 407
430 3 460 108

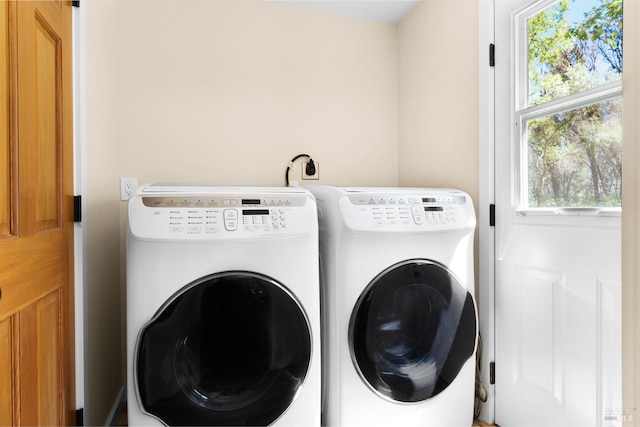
350 259 476 403
135 272 312 426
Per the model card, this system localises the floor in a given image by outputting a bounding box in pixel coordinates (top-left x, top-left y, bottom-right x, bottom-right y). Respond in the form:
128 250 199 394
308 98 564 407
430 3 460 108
116 402 127 426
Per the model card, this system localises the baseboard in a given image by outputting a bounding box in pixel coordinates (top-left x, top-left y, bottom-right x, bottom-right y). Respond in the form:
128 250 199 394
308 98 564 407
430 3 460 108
105 385 127 427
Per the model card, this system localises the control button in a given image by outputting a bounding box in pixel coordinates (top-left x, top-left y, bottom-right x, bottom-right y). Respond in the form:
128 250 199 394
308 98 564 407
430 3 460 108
188 226 202 234
169 226 183 233
224 209 238 231
206 226 219 233
223 199 238 206
411 206 424 225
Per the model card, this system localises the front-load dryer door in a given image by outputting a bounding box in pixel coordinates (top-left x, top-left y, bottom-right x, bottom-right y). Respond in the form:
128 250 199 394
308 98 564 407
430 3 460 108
135 272 312 426
350 259 477 403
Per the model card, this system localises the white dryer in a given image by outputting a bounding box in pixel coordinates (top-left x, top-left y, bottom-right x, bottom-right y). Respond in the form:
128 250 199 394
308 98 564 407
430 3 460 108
309 186 477 427
126 184 321 426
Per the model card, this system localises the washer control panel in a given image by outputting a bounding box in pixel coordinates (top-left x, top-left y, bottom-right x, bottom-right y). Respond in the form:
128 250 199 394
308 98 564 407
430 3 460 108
340 192 474 231
129 193 315 240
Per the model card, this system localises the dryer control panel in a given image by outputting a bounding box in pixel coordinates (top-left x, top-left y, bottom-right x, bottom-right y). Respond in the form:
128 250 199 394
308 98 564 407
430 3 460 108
128 191 316 241
339 191 475 232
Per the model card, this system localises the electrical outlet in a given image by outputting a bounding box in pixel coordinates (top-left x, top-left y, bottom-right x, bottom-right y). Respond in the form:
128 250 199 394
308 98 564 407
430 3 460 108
120 177 137 201
302 161 319 180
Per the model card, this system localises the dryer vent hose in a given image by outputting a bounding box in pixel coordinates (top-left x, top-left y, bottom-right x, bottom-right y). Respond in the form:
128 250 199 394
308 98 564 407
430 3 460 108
474 334 488 419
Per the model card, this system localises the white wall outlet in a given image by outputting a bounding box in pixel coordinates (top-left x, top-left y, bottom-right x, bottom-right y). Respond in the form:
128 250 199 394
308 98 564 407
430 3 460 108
302 161 319 180
120 177 137 201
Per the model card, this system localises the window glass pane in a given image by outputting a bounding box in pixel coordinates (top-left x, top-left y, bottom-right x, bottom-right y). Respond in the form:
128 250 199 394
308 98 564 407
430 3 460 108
525 97 622 208
527 0 622 106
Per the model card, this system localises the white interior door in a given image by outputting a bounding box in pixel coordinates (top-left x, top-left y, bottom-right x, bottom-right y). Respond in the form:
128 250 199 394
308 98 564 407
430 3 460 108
494 0 622 425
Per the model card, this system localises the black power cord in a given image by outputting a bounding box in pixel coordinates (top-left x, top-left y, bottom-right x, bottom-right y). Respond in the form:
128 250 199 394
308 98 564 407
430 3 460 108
285 153 315 186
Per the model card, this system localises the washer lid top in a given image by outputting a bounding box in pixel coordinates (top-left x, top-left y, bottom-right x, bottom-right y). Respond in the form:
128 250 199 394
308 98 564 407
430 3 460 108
349 260 477 403
139 183 312 196
308 185 475 233
128 184 317 240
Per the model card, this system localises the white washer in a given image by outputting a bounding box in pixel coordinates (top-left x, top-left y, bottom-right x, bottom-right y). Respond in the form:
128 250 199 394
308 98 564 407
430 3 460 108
308 186 477 427
126 184 321 426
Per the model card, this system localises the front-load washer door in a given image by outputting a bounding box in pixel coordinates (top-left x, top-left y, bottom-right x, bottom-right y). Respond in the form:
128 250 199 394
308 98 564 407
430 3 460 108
135 272 312 426
350 259 476 403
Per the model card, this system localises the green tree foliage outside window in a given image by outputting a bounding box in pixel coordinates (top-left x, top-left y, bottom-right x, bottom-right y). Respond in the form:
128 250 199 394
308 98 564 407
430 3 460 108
524 0 622 208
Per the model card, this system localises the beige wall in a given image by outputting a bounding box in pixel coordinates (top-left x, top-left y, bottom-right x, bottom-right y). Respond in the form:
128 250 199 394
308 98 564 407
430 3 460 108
85 1 122 424
115 1 398 187
397 0 480 297
85 0 398 424
397 0 479 204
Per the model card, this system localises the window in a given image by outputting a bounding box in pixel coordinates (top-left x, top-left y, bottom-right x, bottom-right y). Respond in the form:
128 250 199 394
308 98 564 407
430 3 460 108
516 0 622 210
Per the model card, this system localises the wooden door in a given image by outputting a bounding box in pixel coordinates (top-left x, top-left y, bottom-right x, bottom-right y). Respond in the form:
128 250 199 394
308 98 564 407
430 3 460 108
0 0 75 425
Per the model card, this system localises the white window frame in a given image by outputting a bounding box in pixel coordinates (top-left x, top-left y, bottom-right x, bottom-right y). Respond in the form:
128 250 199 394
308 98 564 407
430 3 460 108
512 0 623 227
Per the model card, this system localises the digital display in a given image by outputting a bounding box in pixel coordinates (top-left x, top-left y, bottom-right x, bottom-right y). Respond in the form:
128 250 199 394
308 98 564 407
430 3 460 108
243 209 270 215
242 199 261 205
424 206 444 212
422 197 437 203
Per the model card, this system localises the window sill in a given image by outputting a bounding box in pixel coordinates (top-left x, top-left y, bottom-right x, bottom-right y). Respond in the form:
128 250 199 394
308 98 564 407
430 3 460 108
517 207 621 217
513 207 621 228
